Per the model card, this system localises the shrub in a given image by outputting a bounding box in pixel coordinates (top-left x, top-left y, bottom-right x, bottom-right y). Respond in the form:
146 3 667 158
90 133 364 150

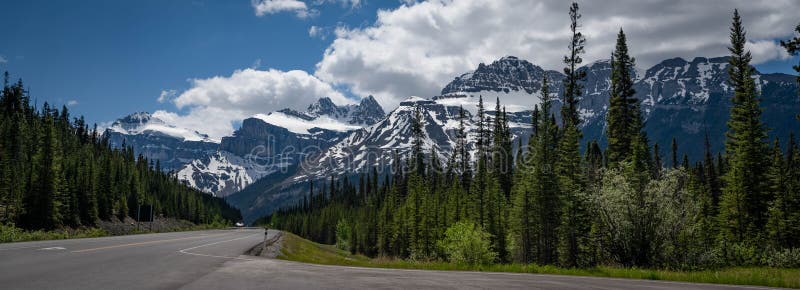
437 221 496 265
765 248 800 268
335 219 351 251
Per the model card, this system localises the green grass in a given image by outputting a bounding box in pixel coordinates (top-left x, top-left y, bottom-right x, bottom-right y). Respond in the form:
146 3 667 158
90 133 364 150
277 231 800 289
0 221 231 244
0 224 108 243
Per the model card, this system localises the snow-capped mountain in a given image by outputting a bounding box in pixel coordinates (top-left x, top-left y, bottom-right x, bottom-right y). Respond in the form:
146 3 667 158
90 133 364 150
105 112 218 171
227 55 799 223
171 95 386 197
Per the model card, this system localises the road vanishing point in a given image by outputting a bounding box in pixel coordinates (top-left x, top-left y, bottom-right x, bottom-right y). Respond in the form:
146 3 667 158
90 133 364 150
0 229 786 289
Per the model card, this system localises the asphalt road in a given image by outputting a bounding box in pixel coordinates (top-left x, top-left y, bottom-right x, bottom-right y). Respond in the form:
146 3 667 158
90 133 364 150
0 229 787 290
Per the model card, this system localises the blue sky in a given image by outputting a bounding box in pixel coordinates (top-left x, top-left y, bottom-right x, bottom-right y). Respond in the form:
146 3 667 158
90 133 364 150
1 0 798 137
0 0 396 126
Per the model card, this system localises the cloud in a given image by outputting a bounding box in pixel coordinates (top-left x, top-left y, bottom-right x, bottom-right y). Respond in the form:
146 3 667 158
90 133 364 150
66 100 78 106
747 40 792 64
308 26 326 39
161 68 352 139
0 55 7 64
157 89 177 103
251 0 316 18
251 58 262 69
314 0 800 110
315 0 361 9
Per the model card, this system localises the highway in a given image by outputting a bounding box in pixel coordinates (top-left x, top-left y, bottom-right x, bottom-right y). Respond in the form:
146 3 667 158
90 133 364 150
0 229 786 290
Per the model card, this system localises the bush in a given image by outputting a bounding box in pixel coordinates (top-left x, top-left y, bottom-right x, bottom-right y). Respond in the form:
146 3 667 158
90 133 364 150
719 242 762 266
765 248 800 268
437 221 497 265
335 219 351 251
0 224 107 243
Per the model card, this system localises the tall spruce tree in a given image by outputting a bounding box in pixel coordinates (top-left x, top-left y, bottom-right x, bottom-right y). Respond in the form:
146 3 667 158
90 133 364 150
718 10 771 243
606 29 638 166
555 1 593 268
533 76 561 264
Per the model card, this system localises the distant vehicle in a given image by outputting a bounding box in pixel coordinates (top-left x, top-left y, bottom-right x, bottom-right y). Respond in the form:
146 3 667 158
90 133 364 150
235 222 244 227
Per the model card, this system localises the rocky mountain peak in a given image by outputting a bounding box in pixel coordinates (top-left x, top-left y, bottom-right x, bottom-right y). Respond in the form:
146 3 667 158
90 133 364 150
111 112 157 130
350 95 386 125
307 97 338 116
441 55 564 96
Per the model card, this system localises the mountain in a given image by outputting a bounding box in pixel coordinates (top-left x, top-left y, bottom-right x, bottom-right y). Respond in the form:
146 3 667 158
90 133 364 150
104 112 218 171
227 55 799 223
176 96 385 197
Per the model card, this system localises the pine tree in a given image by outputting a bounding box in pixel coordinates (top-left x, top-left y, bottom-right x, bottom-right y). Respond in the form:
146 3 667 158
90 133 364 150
555 1 593 268
703 132 721 210
652 143 662 178
473 96 489 227
671 138 679 168
766 139 789 248
533 76 561 265
23 110 64 229
456 106 472 190
769 133 800 248
718 10 771 243
606 29 639 166
411 106 425 176
779 23 799 90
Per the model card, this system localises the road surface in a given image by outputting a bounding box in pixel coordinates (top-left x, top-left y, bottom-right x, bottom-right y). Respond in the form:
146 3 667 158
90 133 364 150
0 229 786 289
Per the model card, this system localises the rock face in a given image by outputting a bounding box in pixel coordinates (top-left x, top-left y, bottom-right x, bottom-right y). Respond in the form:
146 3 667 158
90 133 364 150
104 112 218 172
227 55 799 223
181 96 385 197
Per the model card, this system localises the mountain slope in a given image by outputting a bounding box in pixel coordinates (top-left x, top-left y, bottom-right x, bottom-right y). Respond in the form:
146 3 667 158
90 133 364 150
229 55 799 223
173 96 386 197
104 112 219 171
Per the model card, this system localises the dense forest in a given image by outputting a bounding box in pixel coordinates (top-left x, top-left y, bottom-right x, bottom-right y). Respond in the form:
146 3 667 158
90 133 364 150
0 73 241 231
268 6 800 269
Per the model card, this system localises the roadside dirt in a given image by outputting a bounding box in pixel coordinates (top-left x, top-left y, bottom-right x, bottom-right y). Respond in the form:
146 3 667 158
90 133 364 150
247 231 283 258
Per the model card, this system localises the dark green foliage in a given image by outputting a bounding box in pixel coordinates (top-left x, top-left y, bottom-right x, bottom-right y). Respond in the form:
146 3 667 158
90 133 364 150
779 23 799 89
672 138 679 168
767 135 800 249
556 2 592 268
718 10 771 244
267 8 800 272
0 75 240 230
606 29 640 166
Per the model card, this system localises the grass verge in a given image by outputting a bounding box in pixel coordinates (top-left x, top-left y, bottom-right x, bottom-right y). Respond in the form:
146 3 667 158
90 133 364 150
0 221 230 243
277 231 800 289
0 224 107 243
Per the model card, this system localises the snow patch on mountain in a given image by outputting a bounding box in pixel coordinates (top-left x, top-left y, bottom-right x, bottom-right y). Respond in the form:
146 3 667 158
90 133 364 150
177 151 279 197
107 112 218 143
253 112 362 135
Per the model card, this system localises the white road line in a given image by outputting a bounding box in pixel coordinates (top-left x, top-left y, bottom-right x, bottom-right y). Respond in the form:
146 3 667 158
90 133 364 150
177 233 263 261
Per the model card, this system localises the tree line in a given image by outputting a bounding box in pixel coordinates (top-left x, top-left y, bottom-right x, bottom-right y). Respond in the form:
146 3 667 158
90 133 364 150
268 6 800 269
0 74 241 230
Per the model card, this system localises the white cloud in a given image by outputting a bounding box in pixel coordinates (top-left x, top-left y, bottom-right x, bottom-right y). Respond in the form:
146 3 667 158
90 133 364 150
746 40 792 64
308 26 325 39
157 89 177 103
316 0 361 9
161 68 352 139
314 0 800 110
0 55 7 64
251 0 315 18
66 100 78 106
